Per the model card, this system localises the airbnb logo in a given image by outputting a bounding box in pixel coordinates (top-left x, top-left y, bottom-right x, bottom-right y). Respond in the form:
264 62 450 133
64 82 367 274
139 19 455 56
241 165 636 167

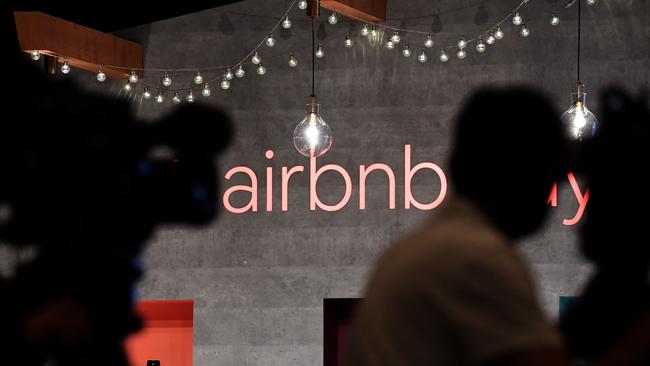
222 145 588 226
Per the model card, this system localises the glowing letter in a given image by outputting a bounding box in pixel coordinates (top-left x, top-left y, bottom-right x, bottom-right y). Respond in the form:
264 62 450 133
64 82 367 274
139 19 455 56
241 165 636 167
564 172 589 226
359 164 396 210
404 144 447 210
310 157 352 211
281 165 305 212
223 167 258 214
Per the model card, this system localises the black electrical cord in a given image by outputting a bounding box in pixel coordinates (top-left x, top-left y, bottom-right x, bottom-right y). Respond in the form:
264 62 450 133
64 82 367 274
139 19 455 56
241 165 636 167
577 0 581 82
311 16 315 96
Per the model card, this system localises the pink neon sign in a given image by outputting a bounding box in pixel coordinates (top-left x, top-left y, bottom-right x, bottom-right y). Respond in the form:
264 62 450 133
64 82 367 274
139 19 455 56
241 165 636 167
222 145 588 226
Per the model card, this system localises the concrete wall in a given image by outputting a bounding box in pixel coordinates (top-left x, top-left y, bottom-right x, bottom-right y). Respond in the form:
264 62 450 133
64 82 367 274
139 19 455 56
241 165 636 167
5 0 649 365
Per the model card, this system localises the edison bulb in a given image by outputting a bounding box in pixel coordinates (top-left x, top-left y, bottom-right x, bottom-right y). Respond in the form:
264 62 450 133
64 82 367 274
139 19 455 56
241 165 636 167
520 24 530 37
193 72 204 85
31 51 41 61
344 35 353 48
457 36 467 49
202 83 211 97
360 24 370 37
162 72 172 87
61 61 71 74
328 12 338 25
439 49 449 63
155 91 165 104
386 40 395 50
391 32 401 44
266 34 276 47
143 87 152 100
186 90 195 103
561 84 598 141
282 16 292 29
221 77 230 90
298 0 308 9
235 65 245 78
293 96 333 158
476 38 486 53
550 14 560 26
252 52 261 65
486 32 496 45
495 27 504 40
512 12 523 26
97 68 107 82
129 70 139 83
402 44 411 57
288 54 298 68
424 34 434 48
257 64 267 75
225 68 234 80
457 48 467 59
418 49 428 63
315 44 324 58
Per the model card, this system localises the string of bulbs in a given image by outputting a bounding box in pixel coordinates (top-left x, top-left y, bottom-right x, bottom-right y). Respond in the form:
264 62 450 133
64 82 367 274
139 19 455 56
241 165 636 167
29 0 599 105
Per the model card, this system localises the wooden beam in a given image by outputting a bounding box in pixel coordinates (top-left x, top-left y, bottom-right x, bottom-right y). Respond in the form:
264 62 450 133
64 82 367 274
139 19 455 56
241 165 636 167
321 0 386 22
14 12 143 79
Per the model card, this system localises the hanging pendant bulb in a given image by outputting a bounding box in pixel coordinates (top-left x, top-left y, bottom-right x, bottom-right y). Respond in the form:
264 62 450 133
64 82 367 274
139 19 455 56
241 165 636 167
252 52 262 65
298 0 308 9
439 49 449 63
97 67 107 82
494 27 504 40
202 83 211 97
172 92 182 104
288 54 298 68
155 91 165 104
266 34 276 47
225 68 234 80
402 44 412 57
193 71 204 85
486 32 496 45
30 51 41 61
143 87 152 100
512 12 523 26
60 60 71 74
520 24 530 37
162 72 172 87
186 90 195 103
129 70 139 83
315 44 325 58
328 12 338 25
235 65 246 78
344 35 354 48
424 34 434 48
391 31 401 44
360 24 370 37
293 95 333 158
561 83 598 141
282 16 292 29
221 77 231 90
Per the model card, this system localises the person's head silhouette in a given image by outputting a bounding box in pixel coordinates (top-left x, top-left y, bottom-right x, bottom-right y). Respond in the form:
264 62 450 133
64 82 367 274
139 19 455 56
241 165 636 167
449 87 567 239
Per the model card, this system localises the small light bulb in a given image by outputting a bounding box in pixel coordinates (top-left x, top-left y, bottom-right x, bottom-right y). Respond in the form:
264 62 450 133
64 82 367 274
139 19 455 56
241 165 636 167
486 32 496 45
252 52 261 65
586 0 596 5
386 40 395 50
328 12 338 25
129 70 139 83
418 49 428 63
344 35 353 48
424 34 434 48
439 49 449 63
123 82 132 92
298 0 308 9
457 36 467 49
476 38 486 53
97 68 107 82
155 91 165 103
402 44 411 57
172 92 181 104
30 51 41 61
221 77 231 90
257 64 267 75
266 34 276 47
457 48 467 59
162 72 172 87
225 68 234 80
288 54 298 68
60 60 71 74
495 27 504 40
193 71 204 85
282 16 292 29
360 24 370 37
391 31 401 44
520 24 530 37
236 65 245 78
315 44 324 59
550 14 560 26
186 90 195 103
202 83 211 97
143 87 152 100
512 12 523 26
370 25 378 38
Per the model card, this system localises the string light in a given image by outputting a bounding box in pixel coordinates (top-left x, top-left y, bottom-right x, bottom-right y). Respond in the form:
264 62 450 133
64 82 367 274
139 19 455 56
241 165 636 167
457 48 467 59
236 65 245 78
360 24 370 37
586 0 596 5
298 0 307 10
520 24 530 37
289 54 298 67
550 14 560 26
31 51 40 61
186 90 195 103
96 67 107 82
221 77 231 90
193 71 204 85
202 83 211 97
402 44 411 57
315 44 324 58
282 16 292 29
143 87 152 100
495 27 504 40
162 72 172 87
486 32 496 45
513 12 523 26
60 60 71 74
129 70 139 83
257 64 267 75
386 40 395 50
266 34 276 47
252 51 261 65
457 36 467 49
418 49 428 63
424 34 434 48
328 12 338 25
225 68 234 80
439 49 449 63
123 82 132 92
476 38 486 53
344 35 353 48
370 25 378 38
172 92 181 104
391 31 401 44
156 91 165 103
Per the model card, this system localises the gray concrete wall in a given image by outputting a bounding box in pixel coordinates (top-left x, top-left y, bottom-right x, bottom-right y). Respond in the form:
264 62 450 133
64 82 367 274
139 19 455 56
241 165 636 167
5 0 649 365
